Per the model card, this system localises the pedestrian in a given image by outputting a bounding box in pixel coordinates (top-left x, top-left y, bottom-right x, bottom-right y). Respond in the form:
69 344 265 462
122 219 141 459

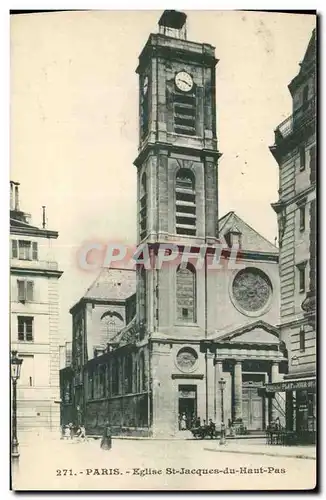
180 413 187 430
208 419 216 437
100 424 112 450
76 424 86 442
63 425 71 440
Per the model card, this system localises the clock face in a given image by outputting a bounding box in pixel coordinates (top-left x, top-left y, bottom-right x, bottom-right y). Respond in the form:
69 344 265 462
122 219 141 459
143 76 149 95
175 71 193 92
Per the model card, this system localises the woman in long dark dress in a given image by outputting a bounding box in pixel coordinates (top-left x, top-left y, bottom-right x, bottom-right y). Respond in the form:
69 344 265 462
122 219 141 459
100 425 112 450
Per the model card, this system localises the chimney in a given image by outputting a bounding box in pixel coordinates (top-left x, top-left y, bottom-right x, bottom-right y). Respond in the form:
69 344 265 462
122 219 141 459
10 181 14 210
42 206 46 229
10 181 20 211
14 183 20 211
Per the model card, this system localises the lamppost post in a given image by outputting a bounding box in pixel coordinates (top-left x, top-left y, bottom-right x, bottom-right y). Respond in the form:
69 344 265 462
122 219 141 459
11 350 23 460
219 377 226 446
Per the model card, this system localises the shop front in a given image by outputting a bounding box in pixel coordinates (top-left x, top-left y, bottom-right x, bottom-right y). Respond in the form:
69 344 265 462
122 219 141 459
265 376 316 444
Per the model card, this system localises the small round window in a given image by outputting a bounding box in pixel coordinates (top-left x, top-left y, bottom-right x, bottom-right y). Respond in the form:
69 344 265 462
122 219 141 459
176 347 198 372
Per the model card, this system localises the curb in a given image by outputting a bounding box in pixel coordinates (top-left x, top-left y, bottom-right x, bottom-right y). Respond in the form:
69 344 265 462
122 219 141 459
88 435 196 441
204 447 316 461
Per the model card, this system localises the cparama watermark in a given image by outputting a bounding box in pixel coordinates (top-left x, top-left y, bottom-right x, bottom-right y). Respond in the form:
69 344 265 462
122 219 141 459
76 238 245 272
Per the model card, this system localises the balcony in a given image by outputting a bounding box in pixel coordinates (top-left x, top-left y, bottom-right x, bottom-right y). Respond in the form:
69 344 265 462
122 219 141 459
275 98 316 141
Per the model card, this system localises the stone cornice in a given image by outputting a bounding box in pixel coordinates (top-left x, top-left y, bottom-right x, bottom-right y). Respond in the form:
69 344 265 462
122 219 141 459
10 225 59 239
10 266 63 278
136 34 218 74
69 297 126 315
134 141 221 168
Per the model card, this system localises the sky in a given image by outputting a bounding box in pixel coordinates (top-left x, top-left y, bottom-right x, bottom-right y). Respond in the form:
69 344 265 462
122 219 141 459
10 10 316 343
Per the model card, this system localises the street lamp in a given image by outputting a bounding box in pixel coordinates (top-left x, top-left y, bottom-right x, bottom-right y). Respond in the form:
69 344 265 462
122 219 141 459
219 377 226 445
11 350 23 459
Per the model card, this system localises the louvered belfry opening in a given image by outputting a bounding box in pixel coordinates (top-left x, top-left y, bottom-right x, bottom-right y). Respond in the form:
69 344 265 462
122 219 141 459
175 169 196 236
139 172 147 241
173 90 196 136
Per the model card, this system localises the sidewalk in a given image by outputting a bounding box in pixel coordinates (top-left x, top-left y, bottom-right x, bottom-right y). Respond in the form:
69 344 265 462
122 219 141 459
204 441 316 460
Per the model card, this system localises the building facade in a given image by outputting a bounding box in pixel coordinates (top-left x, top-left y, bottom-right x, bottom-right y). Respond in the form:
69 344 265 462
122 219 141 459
10 181 63 432
60 10 285 438
268 29 316 443
60 268 136 428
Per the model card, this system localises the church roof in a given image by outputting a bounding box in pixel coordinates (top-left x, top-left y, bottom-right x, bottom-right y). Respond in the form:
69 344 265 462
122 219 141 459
70 267 136 314
218 211 278 254
84 267 136 301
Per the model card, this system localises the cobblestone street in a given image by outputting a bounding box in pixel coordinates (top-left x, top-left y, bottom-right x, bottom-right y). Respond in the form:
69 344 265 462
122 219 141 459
12 436 316 491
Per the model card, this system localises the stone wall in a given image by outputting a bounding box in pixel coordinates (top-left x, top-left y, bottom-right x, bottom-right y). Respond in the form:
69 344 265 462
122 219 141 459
84 394 149 436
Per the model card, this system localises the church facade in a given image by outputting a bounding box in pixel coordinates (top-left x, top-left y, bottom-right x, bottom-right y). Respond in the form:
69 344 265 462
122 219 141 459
60 10 286 438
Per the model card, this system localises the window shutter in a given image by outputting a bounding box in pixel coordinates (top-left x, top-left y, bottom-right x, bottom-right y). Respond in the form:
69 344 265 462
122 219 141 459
32 242 38 260
26 318 33 341
12 240 18 258
17 280 26 302
26 281 34 302
18 241 24 260
18 317 24 341
310 145 316 184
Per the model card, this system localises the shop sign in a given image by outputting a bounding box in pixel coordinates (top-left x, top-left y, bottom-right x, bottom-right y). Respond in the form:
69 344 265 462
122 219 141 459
265 378 316 393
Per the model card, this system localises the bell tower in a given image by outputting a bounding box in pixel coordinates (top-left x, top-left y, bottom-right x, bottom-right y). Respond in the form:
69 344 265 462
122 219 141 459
134 10 220 339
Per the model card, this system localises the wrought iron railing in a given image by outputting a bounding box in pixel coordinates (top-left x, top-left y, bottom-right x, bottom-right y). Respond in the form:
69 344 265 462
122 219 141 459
275 98 316 140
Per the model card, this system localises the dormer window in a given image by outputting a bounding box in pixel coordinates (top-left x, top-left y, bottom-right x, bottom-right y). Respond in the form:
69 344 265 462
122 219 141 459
225 228 242 248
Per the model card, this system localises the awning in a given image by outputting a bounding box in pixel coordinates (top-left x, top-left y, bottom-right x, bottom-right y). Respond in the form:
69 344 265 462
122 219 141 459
264 377 316 393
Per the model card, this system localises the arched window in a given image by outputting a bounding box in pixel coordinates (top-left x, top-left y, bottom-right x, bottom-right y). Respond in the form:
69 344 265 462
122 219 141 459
139 267 147 331
176 263 196 323
139 172 147 240
175 169 196 236
139 351 146 392
101 311 124 340
99 364 106 398
133 357 138 393
124 354 133 394
111 358 120 395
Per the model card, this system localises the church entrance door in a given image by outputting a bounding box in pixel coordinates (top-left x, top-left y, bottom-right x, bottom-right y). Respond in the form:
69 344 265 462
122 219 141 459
178 385 197 430
242 383 264 431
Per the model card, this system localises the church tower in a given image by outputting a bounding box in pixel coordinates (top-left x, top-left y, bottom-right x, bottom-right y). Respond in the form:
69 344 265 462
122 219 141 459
134 10 220 436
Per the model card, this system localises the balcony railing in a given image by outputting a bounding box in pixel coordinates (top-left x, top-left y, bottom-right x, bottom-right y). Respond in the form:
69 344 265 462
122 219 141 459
275 98 316 140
